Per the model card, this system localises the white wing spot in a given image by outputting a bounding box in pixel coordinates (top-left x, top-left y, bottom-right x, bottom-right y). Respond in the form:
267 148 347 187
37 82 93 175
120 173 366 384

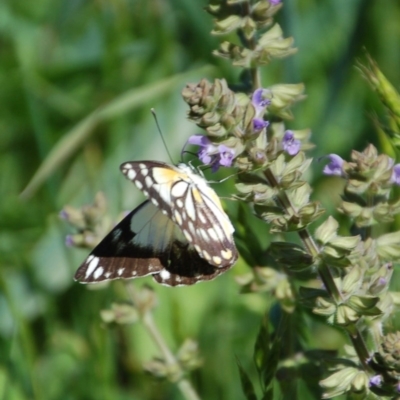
212 225 225 241
176 199 184 208
221 249 233 260
194 244 201 253
176 276 182 283
162 209 168 215
182 211 187 220
183 229 193 242
145 176 153 188
93 266 104 280
127 169 136 180
174 210 182 225
132 270 137 276
208 228 218 241
159 269 171 280
118 268 125 276
157 185 171 203
85 256 99 278
87 255 94 263
185 192 196 220
202 250 211 261
139 163 146 169
148 264 154 271
171 181 188 198
198 228 210 242
105 272 111 278
212 256 222 265
124 163 132 169
152 198 159 207
143 190 149 197
188 221 195 234
135 180 143 190
198 212 206 224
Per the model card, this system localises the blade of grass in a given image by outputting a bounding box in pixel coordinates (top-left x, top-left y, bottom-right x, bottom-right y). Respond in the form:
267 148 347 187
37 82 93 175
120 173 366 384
20 65 214 199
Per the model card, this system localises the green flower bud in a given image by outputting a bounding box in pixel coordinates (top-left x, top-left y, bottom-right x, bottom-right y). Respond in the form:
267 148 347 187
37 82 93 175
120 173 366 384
335 304 359 326
177 339 203 372
377 231 400 261
350 371 369 397
100 302 139 325
314 216 339 245
340 266 363 296
346 295 381 317
372 331 400 381
313 296 336 317
320 367 359 398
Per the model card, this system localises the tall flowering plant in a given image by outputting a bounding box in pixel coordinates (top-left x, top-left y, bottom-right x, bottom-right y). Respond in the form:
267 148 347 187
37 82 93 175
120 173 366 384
181 1 400 399
61 1 400 399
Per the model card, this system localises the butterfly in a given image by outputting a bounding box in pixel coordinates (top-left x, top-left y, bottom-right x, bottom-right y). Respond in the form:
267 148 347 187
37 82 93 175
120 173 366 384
74 161 238 286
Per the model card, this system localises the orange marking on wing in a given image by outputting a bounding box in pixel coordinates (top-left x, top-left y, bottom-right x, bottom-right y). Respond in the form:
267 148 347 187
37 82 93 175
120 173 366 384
152 167 185 184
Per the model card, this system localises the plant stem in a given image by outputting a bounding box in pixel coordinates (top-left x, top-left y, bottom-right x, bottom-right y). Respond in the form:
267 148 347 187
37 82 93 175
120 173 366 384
263 167 372 368
128 284 201 400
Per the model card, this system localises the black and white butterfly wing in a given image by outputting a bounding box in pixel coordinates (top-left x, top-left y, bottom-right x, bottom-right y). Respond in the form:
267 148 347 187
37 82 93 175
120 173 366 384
120 161 238 269
74 201 231 286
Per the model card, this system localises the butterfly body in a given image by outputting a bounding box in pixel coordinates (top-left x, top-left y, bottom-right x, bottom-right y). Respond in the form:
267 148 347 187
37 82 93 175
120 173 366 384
74 161 238 286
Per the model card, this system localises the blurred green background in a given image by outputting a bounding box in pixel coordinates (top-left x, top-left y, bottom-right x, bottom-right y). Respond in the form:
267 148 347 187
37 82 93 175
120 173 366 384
1 0 400 399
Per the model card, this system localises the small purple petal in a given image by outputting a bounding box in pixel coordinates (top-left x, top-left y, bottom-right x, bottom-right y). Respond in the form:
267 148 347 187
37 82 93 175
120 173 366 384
322 154 344 176
391 163 400 185
252 89 271 114
282 130 301 156
253 118 269 132
269 0 281 4
199 149 214 165
187 134 210 146
369 375 382 387
218 145 235 168
59 210 69 220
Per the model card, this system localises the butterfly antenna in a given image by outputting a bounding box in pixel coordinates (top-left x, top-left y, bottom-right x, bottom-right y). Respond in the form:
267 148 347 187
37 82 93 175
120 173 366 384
151 108 174 163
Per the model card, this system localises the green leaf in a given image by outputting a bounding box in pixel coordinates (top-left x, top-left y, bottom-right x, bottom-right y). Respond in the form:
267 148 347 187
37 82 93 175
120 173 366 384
253 315 270 375
236 359 258 400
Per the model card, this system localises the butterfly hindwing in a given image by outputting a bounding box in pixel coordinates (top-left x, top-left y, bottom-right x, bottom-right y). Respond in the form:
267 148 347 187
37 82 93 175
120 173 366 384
74 201 232 286
74 201 165 283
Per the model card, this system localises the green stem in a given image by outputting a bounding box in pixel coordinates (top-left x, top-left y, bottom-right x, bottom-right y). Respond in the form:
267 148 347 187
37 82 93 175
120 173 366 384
128 284 201 400
263 167 372 367
348 326 373 372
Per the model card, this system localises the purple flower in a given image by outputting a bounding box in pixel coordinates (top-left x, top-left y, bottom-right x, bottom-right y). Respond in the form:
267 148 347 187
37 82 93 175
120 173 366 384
322 154 344 176
391 163 400 185
369 375 382 387
282 130 301 156
253 118 269 132
252 88 271 115
269 0 281 4
187 135 236 171
187 135 217 165
218 145 235 168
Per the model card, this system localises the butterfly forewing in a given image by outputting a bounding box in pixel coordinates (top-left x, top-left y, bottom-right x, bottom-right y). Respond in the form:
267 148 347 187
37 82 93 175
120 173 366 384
75 161 238 286
120 161 238 268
